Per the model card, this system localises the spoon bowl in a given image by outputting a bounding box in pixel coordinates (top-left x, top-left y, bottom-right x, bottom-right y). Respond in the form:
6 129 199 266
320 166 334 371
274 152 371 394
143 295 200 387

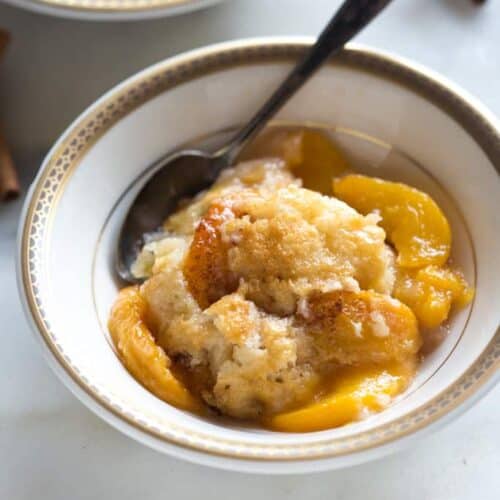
116 149 221 282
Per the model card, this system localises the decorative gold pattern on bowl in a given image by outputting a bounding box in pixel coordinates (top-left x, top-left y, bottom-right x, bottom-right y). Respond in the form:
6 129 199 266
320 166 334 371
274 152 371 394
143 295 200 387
20 41 500 461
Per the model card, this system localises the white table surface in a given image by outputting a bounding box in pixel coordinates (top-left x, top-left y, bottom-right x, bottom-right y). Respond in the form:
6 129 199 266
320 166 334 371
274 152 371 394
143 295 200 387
0 0 499 498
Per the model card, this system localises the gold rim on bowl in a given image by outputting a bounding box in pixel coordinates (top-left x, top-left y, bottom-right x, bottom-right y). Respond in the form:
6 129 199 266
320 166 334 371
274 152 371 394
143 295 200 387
18 40 500 462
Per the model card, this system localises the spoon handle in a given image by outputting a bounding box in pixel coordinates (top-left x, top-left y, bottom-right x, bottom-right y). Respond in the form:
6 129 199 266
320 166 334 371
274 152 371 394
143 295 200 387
219 0 392 164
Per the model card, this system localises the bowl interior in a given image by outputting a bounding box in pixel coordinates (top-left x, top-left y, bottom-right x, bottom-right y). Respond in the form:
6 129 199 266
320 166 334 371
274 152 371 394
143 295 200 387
93 123 476 427
21 43 500 466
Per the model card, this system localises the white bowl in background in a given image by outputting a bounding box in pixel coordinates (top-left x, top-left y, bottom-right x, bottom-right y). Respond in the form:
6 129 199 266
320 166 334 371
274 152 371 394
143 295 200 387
17 39 500 473
3 0 226 21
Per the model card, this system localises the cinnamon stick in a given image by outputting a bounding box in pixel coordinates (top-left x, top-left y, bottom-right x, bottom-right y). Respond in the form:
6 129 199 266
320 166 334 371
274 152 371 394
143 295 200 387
0 29 19 201
0 29 9 58
0 131 19 201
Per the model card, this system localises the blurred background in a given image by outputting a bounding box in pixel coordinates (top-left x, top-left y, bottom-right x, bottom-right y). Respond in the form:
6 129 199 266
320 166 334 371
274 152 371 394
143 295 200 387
1 1 499 499
1 0 499 176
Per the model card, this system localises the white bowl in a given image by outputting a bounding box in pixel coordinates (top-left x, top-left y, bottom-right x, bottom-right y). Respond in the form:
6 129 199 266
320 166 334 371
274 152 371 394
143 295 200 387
3 0 226 21
17 39 500 474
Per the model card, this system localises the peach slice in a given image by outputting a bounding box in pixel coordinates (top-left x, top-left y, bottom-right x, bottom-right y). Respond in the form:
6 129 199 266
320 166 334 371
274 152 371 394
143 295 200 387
333 175 451 268
183 202 238 309
266 362 413 432
241 128 349 194
394 265 474 329
301 290 421 365
108 286 200 412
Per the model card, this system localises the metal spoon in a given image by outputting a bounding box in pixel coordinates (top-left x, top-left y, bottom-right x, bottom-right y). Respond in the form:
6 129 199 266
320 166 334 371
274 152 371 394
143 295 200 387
117 0 393 283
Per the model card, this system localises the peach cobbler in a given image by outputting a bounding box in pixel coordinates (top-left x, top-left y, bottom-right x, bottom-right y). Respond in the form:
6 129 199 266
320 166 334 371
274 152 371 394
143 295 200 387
109 128 473 432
